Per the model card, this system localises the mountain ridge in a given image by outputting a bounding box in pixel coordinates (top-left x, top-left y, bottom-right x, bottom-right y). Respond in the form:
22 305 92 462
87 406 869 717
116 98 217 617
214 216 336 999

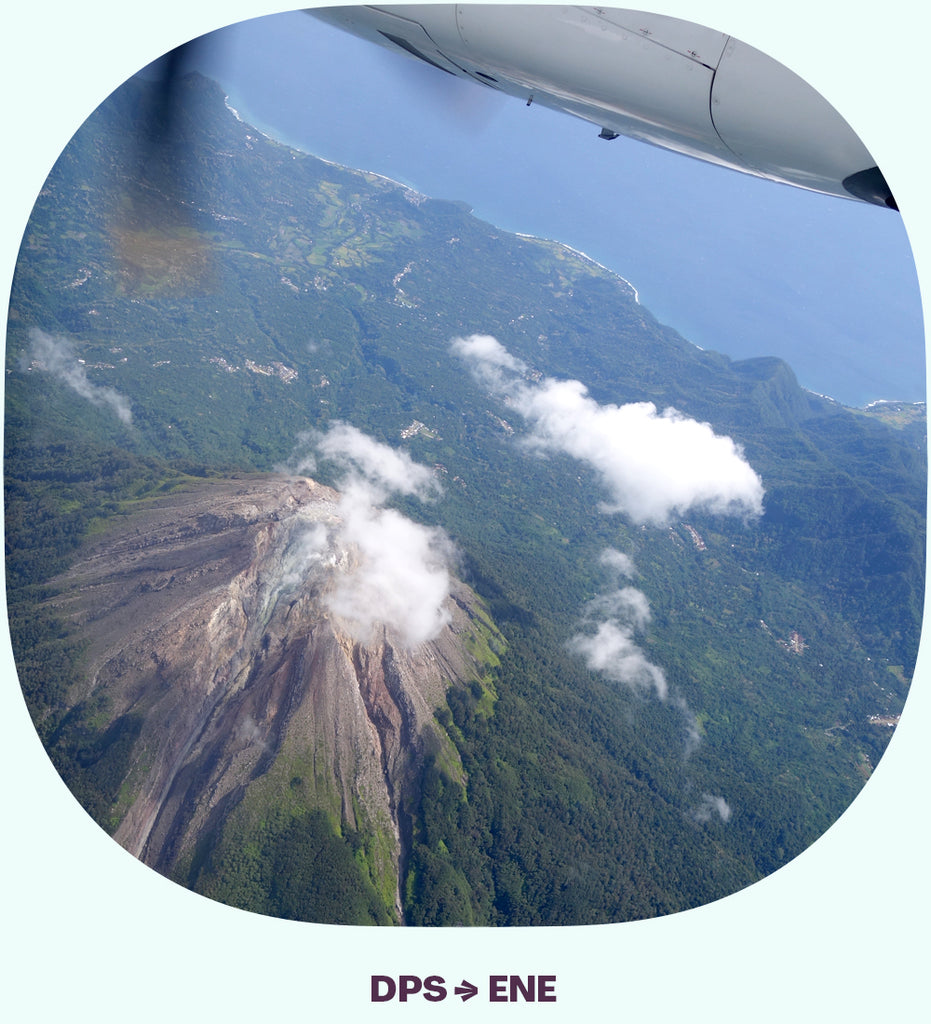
50 473 499 922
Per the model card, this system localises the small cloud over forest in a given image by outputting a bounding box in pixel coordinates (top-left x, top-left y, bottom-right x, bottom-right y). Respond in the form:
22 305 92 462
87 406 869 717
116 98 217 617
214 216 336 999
27 327 132 425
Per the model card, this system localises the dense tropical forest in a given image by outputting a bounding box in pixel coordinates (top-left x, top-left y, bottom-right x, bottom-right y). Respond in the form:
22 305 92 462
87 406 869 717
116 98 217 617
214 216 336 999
5 72 924 924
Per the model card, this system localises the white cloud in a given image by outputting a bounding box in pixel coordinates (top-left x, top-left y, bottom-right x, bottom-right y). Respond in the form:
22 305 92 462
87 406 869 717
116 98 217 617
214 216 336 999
316 421 439 501
288 424 455 647
569 619 667 700
599 547 636 578
570 552 705 749
288 430 318 477
272 521 331 599
452 333 763 524
694 793 733 823
584 585 653 632
327 483 455 646
568 547 667 698
27 327 132 425
450 333 525 387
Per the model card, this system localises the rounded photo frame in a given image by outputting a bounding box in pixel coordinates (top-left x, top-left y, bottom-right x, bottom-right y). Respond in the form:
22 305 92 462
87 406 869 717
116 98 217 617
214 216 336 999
3 4 925 1019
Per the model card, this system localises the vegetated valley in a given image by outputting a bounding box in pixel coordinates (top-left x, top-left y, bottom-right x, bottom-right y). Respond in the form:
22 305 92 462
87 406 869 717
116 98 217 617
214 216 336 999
5 73 925 925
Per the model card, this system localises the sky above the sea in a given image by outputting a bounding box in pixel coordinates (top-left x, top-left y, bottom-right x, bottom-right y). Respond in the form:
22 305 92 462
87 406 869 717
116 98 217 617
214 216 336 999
148 9 926 409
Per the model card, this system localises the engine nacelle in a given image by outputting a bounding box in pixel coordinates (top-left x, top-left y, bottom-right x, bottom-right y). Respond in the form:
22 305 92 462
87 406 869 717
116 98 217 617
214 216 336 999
309 4 894 208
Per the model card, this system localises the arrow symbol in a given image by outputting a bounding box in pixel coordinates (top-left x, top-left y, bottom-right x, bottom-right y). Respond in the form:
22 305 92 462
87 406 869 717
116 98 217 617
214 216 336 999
454 979 479 1002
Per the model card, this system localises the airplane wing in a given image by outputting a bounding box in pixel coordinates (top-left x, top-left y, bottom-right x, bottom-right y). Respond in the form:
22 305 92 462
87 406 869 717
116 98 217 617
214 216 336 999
308 4 895 209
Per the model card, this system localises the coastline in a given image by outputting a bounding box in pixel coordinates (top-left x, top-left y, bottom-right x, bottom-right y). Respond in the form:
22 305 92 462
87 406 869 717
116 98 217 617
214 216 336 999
515 233 640 303
226 92 645 308
225 94 428 195
222 93 921 411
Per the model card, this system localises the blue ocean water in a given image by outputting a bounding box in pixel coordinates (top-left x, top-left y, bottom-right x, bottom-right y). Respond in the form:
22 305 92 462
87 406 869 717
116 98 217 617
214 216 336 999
173 10 924 408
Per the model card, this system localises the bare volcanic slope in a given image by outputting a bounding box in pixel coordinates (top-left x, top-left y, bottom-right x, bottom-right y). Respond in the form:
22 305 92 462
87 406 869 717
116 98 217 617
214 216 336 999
50 474 500 923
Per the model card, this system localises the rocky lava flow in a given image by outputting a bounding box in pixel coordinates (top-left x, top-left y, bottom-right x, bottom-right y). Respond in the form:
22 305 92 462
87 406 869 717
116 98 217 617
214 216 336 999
52 475 492 917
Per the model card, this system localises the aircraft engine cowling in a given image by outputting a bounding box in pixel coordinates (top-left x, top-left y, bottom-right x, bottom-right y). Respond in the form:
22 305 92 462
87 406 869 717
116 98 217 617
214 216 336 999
308 5 894 208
